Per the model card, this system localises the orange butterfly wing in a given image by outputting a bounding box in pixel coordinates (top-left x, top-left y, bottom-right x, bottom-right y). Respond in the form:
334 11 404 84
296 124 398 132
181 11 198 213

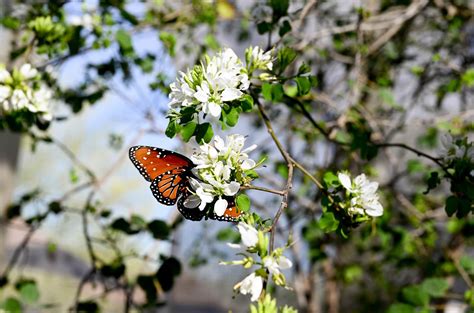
129 146 193 182
129 146 194 205
209 197 241 222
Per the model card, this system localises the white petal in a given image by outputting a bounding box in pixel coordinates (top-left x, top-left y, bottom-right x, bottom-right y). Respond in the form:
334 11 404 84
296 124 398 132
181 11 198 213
226 243 242 249
365 201 384 217
224 181 240 196
221 87 242 101
214 135 226 151
241 159 256 170
237 222 258 248
250 275 263 302
208 101 222 117
338 172 353 191
214 198 228 216
278 256 293 269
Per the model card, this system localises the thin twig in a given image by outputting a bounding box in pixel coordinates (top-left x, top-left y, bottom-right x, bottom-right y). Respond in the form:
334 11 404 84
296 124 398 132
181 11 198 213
241 184 286 196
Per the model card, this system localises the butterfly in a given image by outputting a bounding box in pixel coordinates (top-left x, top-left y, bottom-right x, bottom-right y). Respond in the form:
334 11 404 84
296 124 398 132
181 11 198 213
129 145 241 222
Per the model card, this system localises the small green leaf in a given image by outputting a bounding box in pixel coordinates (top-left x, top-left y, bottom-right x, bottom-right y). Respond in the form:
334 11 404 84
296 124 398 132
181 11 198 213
1 297 21 312
224 106 240 127
240 94 254 112
236 194 251 212
445 195 458 217
165 120 178 138
19 281 39 304
116 29 133 55
323 171 339 187
319 212 339 233
460 255 474 275
245 169 259 179
159 31 176 57
262 83 272 101
279 20 291 37
147 220 170 240
216 227 240 242
421 278 449 297
270 0 289 21
387 303 416 313
271 84 284 102
195 123 213 144
181 122 197 142
401 285 430 307
156 257 181 292
295 77 311 95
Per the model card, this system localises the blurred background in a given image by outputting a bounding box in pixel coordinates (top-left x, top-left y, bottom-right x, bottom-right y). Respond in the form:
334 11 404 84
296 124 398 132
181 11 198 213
0 0 473 312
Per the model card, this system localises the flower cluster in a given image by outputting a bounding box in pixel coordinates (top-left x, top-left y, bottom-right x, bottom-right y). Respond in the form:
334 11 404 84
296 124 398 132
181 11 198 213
245 46 273 73
184 134 259 216
221 222 293 302
168 48 249 120
0 63 53 121
337 172 384 217
441 133 474 164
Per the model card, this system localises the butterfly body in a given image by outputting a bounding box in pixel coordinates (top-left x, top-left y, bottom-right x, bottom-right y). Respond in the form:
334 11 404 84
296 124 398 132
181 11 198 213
129 145 241 222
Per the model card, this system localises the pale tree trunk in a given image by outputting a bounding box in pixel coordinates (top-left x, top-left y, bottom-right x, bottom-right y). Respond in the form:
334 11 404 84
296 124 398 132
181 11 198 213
0 0 18 267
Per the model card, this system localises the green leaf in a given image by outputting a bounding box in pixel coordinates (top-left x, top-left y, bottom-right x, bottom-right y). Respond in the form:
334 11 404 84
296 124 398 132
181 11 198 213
18 281 39 304
319 212 339 233
407 160 425 174
298 63 311 75
387 303 416 313
240 94 254 112
245 169 259 179
257 21 272 35
156 257 181 292
48 201 62 214
270 0 289 21
159 31 176 57
445 195 458 217
271 84 284 102
461 68 474 87
181 122 197 142
100 261 125 279
276 47 297 74
262 83 272 101
236 194 251 212
323 171 339 188
195 123 214 144
137 275 157 302
460 255 474 275
295 77 311 96
165 120 178 138
401 285 430 307
216 227 240 242
279 20 291 37
224 106 240 127
421 278 449 297
1 297 21 312
147 220 170 240
116 29 133 55
423 171 440 195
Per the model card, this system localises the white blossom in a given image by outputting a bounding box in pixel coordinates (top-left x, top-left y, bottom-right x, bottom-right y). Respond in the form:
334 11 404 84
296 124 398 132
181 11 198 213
69 13 96 30
441 133 474 162
189 134 259 216
0 64 54 120
338 172 384 217
167 48 249 120
234 273 263 302
19 63 38 80
246 46 273 71
0 68 11 83
263 255 293 275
